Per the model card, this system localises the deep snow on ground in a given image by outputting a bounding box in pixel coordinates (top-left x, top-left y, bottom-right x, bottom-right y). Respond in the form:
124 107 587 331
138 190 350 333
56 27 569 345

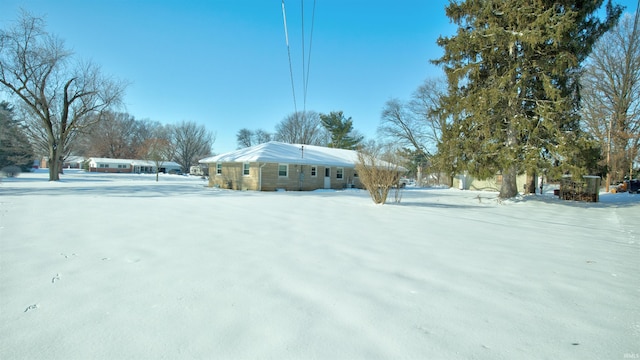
0 170 638 360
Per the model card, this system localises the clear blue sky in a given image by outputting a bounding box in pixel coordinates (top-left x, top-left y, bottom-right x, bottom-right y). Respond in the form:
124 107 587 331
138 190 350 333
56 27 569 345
1 0 637 154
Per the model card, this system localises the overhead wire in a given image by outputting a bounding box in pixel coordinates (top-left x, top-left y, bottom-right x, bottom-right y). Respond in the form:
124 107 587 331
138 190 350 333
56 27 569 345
301 0 305 115
281 0 298 116
303 0 316 114
281 0 316 119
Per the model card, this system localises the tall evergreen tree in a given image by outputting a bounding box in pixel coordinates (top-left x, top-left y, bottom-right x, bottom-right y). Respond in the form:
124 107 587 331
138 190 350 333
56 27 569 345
319 111 363 149
0 101 34 171
433 0 622 198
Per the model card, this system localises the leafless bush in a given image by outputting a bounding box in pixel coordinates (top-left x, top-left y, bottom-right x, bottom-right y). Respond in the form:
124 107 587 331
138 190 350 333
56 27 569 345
356 148 403 204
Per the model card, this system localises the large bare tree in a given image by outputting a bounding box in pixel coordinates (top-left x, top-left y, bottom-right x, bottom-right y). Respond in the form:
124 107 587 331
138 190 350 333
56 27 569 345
236 128 272 149
581 12 640 190
378 98 429 157
138 125 173 182
77 111 140 159
0 12 125 180
376 78 452 185
170 120 215 172
274 111 326 145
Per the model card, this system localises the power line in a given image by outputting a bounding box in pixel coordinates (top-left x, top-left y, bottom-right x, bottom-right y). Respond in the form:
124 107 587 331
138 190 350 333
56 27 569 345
301 0 305 113
281 0 298 116
281 0 316 117
304 0 316 113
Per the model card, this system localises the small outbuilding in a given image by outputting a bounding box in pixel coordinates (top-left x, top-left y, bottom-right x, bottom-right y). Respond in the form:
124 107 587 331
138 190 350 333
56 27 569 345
558 175 601 202
199 141 401 191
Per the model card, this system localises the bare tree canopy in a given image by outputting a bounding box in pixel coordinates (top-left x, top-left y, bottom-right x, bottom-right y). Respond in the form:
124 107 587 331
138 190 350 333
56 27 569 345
235 128 271 149
138 125 173 182
375 78 450 185
274 111 326 145
581 12 640 190
0 11 126 180
236 128 253 148
378 98 430 157
77 111 140 159
170 120 215 172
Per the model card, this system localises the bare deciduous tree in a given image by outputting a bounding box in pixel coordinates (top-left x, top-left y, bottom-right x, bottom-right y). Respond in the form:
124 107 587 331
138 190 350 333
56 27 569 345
236 128 253 148
254 129 272 144
0 12 126 180
274 111 326 145
77 111 139 158
171 120 215 172
378 98 429 157
581 12 640 190
236 128 272 149
138 125 173 182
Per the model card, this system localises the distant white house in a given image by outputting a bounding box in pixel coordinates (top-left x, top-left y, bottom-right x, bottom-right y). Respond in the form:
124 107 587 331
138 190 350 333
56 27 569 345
199 141 405 191
39 156 85 169
87 157 182 174
453 171 532 192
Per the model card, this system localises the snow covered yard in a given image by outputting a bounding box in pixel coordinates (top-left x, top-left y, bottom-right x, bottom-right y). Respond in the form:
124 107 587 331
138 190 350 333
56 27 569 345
1 170 638 360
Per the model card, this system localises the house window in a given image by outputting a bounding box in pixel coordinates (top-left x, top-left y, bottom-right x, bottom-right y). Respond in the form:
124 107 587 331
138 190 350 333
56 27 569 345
311 166 317 177
216 163 222 175
117 164 127 169
243 163 250 176
336 167 344 179
99 164 109 168
278 164 288 177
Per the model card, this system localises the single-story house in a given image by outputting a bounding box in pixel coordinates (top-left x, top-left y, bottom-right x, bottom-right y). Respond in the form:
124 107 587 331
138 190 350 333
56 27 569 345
64 156 86 169
453 172 532 192
87 157 182 174
39 156 85 169
199 141 404 191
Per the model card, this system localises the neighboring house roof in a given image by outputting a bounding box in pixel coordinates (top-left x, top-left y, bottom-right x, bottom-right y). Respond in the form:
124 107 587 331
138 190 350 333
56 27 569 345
87 157 181 168
199 141 406 170
64 156 85 163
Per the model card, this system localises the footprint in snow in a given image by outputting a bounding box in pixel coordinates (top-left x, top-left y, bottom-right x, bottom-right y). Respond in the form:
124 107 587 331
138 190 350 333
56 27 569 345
24 304 38 312
52 273 61 283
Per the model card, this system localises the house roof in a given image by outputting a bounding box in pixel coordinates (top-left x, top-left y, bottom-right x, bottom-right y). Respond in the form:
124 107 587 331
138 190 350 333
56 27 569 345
199 141 406 170
88 157 181 168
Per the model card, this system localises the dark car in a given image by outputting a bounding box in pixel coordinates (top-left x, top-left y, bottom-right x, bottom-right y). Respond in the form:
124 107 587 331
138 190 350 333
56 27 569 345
626 179 640 194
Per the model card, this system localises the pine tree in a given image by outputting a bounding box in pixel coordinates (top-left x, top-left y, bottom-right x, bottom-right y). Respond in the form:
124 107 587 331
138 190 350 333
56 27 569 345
0 102 35 172
433 0 622 198
319 111 363 150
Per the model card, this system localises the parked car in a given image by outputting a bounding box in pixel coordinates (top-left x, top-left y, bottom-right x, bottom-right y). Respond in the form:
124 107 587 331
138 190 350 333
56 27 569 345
612 179 640 194
626 179 640 194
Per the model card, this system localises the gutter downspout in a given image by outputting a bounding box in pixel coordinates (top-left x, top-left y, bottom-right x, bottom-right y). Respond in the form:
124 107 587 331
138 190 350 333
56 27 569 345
259 162 267 191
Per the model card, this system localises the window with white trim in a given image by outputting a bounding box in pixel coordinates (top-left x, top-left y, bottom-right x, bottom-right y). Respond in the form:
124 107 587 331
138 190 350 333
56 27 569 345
216 163 222 175
243 163 250 176
278 164 288 177
336 167 344 179
311 166 317 177
99 164 109 168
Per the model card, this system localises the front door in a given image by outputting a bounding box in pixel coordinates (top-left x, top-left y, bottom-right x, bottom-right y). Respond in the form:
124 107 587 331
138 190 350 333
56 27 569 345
324 168 331 189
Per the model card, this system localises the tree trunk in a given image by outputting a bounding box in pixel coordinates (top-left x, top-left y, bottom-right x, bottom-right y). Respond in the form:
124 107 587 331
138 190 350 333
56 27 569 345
48 146 61 181
524 172 536 194
499 166 518 199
